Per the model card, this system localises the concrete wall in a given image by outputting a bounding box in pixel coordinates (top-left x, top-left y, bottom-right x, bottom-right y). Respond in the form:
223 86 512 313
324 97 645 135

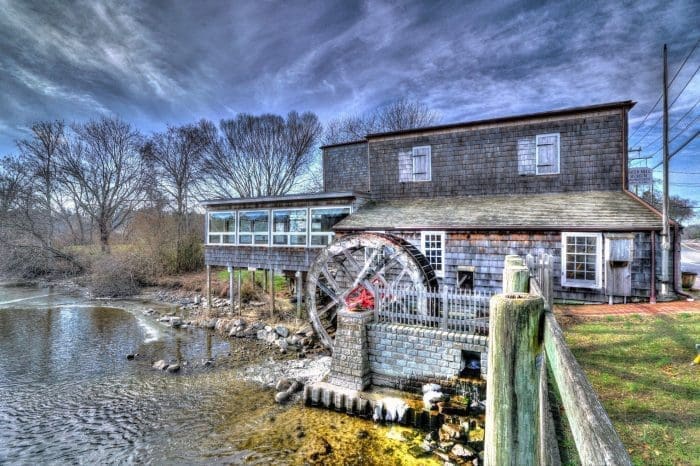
367 109 625 200
366 323 488 388
322 142 370 193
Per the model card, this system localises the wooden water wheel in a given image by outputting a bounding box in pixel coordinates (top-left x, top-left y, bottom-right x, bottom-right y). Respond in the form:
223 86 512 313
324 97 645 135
306 233 438 350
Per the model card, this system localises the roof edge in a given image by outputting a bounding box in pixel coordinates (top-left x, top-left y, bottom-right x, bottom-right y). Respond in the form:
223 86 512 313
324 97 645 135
365 100 636 139
319 139 368 150
200 191 364 207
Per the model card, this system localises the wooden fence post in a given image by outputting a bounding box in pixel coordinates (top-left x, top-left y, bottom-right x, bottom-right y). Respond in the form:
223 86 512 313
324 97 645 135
237 269 242 316
503 255 530 294
484 291 544 466
295 270 302 319
269 269 275 318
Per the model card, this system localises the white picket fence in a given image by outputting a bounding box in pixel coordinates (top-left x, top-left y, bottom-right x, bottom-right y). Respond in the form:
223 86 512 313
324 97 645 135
375 285 492 334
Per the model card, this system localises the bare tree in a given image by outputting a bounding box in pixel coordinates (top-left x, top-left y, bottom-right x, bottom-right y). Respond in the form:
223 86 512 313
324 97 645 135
323 98 440 145
58 117 147 253
142 122 208 271
201 111 322 198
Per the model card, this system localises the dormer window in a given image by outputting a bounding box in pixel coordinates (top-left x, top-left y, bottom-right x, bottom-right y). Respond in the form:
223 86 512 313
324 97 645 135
536 133 560 175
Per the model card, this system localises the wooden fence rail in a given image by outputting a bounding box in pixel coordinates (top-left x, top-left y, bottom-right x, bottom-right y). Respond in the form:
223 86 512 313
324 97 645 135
375 285 491 334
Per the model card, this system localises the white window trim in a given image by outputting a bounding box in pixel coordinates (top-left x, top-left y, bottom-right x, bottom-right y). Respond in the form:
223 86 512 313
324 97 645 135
271 208 308 248
238 209 270 246
561 232 602 289
412 145 432 182
420 231 446 278
207 211 237 246
535 133 560 175
309 205 352 248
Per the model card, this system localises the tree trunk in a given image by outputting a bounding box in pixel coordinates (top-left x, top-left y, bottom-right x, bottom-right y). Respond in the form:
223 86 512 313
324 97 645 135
99 222 110 254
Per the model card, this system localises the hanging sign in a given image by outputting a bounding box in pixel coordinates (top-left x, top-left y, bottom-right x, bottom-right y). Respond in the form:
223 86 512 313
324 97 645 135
628 167 653 186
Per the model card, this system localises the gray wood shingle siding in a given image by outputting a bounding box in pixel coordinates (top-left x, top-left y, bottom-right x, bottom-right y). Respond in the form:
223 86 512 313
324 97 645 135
322 142 370 193
366 109 625 200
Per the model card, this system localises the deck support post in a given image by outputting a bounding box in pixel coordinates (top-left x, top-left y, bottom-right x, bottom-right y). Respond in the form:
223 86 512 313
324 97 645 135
269 269 275 318
295 270 302 319
228 265 234 314
237 269 243 315
206 265 212 311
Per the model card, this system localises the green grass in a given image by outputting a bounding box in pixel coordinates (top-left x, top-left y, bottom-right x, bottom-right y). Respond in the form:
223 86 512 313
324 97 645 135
216 269 288 292
563 313 700 465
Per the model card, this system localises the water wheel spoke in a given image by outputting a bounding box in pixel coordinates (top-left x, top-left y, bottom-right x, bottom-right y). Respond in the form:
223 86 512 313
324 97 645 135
319 266 341 295
317 300 338 319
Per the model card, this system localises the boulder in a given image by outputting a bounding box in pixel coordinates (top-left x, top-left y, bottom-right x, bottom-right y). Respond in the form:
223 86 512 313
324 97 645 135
126 354 136 360
170 317 182 327
275 377 292 392
439 423 462 442
276 339 288 353
275 325 289 338
166 363 181 373
152 360 168 371
288 380 303 393
451 444 475 458
275 391 291 404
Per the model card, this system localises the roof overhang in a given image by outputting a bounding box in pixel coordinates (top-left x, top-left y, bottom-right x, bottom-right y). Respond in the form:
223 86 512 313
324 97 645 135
200 191 361 207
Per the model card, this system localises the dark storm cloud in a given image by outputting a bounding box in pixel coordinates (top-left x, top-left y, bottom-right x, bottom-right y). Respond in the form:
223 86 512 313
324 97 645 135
0 0 698 156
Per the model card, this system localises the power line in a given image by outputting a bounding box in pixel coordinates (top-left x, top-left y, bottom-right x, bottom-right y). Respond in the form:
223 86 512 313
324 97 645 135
642 96 700 148
651 130 700 169
629 38 700 143
669 62 700 109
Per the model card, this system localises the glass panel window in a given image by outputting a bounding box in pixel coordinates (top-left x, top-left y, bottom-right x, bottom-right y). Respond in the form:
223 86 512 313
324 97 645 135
238 210 269 246
421 231 445 277
310 207 351 247
272 209 307 247
536 133 560 175
561 232 601 288
207 211 236 244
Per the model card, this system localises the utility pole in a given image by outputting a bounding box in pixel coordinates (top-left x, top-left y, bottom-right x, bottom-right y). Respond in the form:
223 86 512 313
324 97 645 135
660 43 671 297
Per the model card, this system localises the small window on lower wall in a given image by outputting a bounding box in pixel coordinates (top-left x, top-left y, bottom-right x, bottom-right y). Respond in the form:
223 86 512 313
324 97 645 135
421 231 445 277
457 267 474 290
561 232 602 288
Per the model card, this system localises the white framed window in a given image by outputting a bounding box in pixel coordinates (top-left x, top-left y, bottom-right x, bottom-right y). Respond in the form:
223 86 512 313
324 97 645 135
412 146 431 181
561 232 602 288
207 211 236 245
536 133 560 175
272 208 307 247
238 210 270 245
421 231 445 277
310 206 351 247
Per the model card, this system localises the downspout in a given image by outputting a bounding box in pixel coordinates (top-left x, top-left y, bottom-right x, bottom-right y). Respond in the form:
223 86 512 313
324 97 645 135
650 231 656 304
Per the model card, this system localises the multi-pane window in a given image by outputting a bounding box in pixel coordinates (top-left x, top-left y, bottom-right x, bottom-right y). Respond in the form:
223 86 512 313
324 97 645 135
561 232 602 288
310 207 351 246
208 211 236 244
421 231 445 277
412 146 431 181
536 133 560 175
272 209 307 246
238 210 269 245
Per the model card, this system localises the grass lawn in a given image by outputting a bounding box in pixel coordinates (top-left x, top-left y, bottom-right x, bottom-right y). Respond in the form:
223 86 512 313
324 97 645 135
563 312 700 465
216 268 289 293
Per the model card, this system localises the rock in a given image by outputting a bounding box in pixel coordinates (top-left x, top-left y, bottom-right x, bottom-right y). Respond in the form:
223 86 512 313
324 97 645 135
232 318 245 327
423 390 445 410
439 423 462 442
423 383 442 393
451 444 475 458
206 319 218 329
356 429 369 439
276 377 293 392
170 317 182 327
275 325 289 338
296 429 305 438
276 339 288 353
166 363 181 373
288 380 303 393
193 295 201 305
126 354 136 360
275 391 291 404
152 360 168 371
203 358 214 367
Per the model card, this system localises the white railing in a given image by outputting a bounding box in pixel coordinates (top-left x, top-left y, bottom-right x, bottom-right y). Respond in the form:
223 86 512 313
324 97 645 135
375 285 492 334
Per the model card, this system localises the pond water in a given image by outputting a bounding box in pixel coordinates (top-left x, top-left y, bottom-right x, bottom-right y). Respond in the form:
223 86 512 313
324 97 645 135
0 284 438 465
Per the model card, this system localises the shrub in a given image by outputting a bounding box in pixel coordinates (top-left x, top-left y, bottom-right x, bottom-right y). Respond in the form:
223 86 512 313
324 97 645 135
87 252 155 297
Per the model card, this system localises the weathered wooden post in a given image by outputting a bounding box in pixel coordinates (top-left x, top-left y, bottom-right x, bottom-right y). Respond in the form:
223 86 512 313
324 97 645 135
206 265 212 311
485 257 543 466
485 292 544 466
269 269 275 318
227 265 234 314
237 269 242 316
295 270 302 319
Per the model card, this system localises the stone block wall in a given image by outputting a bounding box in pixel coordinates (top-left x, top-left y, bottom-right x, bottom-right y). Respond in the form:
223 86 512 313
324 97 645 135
366 323 488 387
328 310 373 390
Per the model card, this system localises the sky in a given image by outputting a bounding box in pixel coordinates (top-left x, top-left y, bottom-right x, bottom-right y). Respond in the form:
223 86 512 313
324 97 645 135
1 0 698 213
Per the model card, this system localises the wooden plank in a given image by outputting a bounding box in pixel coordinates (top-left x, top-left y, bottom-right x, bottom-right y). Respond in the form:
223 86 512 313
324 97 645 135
543 312 632 465
539 354 562 466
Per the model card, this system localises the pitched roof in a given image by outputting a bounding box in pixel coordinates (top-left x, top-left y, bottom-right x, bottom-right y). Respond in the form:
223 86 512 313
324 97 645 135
334 191 663 231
